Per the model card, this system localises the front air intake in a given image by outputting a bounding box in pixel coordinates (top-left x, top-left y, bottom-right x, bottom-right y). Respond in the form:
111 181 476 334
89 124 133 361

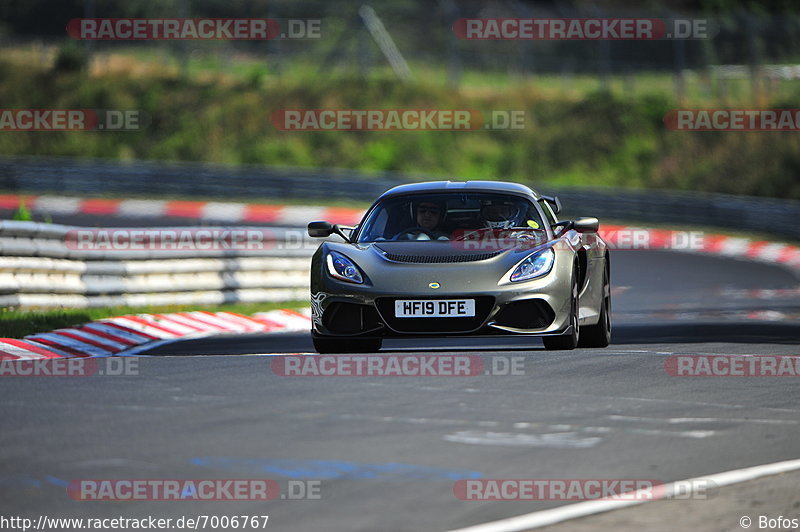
383 251 503 264
322 302 383 334
492 299 555 330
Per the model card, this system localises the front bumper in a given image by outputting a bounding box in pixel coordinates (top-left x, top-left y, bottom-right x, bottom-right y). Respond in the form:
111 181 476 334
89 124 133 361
311 267 573 339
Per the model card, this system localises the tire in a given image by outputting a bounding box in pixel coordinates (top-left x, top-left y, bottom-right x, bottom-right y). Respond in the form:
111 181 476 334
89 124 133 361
312 337 382 354
543 271 580 351
578 266 611 348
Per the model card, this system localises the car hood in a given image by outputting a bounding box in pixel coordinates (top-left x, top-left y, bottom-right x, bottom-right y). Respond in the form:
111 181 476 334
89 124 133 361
322 240 560 294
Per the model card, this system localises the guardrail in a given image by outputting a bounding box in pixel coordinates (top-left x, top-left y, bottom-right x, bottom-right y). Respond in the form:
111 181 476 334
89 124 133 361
0 156 406 202
2 156 800 240
553 187 800 241
0 221 316 308
3 218 799 309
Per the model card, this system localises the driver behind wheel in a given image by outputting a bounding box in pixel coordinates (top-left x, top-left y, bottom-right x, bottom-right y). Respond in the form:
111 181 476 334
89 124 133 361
398 200 449 240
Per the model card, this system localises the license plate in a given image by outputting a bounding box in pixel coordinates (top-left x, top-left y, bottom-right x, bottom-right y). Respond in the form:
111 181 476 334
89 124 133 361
395 299 476 318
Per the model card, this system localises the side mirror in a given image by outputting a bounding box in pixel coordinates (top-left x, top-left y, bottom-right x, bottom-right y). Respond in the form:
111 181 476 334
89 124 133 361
308 221 335 238
573 217 599 233
542 195 562 215
308 221 352 242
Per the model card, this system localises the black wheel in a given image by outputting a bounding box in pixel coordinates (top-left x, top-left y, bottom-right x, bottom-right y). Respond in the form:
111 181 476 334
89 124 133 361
312 337 382 354
578 266 611 348
543 271 580 351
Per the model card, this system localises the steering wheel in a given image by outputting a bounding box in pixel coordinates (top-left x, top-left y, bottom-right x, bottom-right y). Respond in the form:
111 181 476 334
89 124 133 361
392 227 438 241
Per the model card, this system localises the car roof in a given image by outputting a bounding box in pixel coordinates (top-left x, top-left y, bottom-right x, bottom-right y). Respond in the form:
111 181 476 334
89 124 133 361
378 180 541 201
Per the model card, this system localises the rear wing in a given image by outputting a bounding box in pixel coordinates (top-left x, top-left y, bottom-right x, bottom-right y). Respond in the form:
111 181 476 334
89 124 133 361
541 195 562 215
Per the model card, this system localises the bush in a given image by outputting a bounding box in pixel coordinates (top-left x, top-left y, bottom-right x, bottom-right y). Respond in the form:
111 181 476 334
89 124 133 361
2 59 799 199
11 199 32 221
52 40 88 74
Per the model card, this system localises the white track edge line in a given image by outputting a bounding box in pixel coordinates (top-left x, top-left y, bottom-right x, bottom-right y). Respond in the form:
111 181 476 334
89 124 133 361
447 457 800 532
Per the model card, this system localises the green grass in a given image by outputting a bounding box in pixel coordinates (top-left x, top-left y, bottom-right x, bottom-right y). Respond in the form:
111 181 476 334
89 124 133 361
0 300 309 339
53 43 796 106
1 49 800 199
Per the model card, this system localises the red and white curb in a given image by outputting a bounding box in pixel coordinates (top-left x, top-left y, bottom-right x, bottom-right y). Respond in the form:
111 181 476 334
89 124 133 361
601 225 800 272
2 193 798 271
0 309 312 360
1 193 796 270
0 194 364 226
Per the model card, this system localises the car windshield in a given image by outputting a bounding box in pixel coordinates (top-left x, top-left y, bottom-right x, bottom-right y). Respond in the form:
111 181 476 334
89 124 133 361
356 192 547 243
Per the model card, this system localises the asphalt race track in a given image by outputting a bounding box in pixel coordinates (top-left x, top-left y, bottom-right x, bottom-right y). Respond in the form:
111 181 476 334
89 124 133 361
2 249 799 531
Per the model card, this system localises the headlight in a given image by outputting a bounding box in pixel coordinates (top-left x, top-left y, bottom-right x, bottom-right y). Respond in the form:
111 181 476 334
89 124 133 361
326 251 364 284
510 248 555 282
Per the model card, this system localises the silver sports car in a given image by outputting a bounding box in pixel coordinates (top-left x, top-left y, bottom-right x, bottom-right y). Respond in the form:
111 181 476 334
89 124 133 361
307 181 610 353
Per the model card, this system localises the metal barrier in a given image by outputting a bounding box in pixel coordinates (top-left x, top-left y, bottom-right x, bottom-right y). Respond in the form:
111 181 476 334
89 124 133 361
552 187 800 241
0 221 317 308
2 156 799 240
0 156 405 202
